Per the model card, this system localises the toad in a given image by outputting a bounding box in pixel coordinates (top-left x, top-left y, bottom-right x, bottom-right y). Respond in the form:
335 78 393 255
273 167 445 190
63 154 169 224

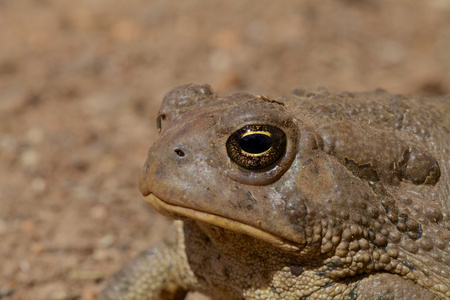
99 84 449 299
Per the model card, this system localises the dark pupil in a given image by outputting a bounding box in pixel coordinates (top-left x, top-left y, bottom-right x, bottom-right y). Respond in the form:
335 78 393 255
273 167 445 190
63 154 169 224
239 134 272 154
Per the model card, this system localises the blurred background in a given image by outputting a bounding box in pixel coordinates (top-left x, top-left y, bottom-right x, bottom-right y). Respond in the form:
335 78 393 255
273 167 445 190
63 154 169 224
1 0 449 299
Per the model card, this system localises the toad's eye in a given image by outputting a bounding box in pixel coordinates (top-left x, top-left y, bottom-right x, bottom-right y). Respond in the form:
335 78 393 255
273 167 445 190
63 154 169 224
226 125 287 170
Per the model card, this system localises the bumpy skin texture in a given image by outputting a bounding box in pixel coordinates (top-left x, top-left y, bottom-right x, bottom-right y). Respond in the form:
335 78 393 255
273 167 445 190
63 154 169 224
99 84 449 300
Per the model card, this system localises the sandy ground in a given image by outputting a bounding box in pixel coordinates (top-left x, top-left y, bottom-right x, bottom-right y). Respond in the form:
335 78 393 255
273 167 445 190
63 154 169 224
1 1 449 299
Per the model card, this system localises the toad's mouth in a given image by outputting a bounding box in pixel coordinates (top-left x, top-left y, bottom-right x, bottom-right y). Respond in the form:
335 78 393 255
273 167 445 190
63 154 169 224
143 193 300 251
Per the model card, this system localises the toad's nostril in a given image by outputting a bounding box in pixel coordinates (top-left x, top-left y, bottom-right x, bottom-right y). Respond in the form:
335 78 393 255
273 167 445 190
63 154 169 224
174 148 185 157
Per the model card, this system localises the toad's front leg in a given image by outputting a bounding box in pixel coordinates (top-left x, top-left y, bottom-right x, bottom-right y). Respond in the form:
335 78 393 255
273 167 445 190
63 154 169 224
98 224 190 300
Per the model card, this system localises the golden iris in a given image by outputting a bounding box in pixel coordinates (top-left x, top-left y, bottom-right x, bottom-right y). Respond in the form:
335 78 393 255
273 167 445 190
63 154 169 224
226 125 286 170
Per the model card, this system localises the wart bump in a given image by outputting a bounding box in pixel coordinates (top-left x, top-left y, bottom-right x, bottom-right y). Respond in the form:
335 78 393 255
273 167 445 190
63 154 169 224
289 265 304 276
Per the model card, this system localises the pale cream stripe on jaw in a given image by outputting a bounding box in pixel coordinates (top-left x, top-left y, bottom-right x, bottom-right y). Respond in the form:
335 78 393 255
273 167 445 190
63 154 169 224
144 193 300 251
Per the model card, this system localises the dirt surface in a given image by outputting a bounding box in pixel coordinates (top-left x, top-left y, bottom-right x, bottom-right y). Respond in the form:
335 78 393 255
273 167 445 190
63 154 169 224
1 1 449 299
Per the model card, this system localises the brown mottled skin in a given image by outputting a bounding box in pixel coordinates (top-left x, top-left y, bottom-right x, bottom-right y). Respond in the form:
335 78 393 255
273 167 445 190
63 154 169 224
99 84 449 299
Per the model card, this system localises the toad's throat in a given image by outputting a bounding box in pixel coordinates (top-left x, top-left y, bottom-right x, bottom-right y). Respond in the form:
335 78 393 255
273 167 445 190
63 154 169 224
144 193 300 251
